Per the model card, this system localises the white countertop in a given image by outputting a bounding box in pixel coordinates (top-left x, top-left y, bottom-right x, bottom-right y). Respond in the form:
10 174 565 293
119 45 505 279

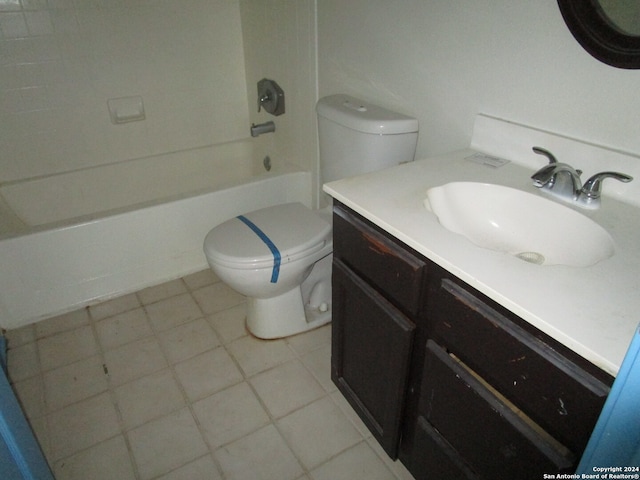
323 148 640 377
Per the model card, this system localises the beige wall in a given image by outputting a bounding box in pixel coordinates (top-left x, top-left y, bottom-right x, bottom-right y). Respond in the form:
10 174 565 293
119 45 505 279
317 0 640 161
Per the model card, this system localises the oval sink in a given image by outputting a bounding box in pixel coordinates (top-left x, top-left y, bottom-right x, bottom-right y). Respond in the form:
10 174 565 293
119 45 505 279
424 182 614 267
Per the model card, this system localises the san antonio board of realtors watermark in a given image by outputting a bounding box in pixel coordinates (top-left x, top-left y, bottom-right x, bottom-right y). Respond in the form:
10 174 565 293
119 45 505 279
543 467 640 479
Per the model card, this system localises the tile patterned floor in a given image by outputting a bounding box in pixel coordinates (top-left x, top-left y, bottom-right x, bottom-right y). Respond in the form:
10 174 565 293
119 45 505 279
5 270 414 480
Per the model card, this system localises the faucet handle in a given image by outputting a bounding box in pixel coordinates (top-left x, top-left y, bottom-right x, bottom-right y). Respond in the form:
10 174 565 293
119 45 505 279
532 146 558 164
581 171 633 200
532 147 582 180
531 147 561 188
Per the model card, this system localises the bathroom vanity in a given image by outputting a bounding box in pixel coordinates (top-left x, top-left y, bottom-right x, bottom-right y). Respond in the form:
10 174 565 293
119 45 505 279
332 201 611 478
324 115 640 479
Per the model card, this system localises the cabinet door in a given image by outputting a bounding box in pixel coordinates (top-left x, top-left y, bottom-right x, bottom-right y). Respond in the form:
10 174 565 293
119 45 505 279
331 259 415 458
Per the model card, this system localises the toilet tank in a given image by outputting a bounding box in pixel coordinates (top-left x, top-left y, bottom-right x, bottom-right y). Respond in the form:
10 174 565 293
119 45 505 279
316 94 419 184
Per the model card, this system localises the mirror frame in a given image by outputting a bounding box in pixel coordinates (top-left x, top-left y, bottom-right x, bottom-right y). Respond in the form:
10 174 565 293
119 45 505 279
557 0 640 69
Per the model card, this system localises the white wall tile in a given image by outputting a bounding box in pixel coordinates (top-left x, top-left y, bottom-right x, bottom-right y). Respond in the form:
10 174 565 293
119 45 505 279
21 0 49 10
0 0 21 13
1 12 29 37
24 10 53 35
239 0 318 203
0 0 251 183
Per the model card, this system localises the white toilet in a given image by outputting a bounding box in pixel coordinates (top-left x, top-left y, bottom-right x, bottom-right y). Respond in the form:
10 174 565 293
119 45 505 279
203 94 419 338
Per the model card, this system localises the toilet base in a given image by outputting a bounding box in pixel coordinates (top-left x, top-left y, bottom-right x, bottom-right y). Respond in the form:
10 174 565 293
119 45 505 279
246 292 331 339
245 254 332 339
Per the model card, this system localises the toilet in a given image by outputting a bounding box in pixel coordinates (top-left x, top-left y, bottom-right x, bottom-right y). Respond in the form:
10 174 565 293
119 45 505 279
203 94 419 338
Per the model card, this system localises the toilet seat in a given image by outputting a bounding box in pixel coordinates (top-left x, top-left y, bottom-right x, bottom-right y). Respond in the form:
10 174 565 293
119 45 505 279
204 203 331 270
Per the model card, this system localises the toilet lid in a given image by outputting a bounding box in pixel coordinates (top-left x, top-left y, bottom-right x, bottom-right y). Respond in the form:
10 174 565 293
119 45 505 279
204 203 331 270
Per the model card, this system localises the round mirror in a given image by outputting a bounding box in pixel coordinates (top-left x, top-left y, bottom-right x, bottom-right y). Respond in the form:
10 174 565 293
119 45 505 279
598 0 640 36
557 0 640 69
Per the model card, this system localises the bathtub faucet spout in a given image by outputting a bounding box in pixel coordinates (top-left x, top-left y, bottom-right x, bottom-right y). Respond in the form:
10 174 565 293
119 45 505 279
250 121 276 137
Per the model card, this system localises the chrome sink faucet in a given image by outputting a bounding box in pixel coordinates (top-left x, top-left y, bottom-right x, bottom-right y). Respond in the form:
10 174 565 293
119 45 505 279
531 147 583 200
530 147 633 208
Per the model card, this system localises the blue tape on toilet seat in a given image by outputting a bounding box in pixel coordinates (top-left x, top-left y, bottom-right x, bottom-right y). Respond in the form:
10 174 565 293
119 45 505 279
236 215 281 283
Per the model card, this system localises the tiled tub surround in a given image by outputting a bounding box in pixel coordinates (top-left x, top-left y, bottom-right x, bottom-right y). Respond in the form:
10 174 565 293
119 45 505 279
0 0 249 183
5 270 412 480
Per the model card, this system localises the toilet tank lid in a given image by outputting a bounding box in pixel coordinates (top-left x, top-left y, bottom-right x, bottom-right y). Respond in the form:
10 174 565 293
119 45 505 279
316 94 418 135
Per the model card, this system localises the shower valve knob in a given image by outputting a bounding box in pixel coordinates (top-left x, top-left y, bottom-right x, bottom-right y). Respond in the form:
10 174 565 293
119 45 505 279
257 78 285 116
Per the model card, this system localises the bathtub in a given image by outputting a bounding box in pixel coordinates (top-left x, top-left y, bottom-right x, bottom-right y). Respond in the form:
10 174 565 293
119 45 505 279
0 142 311 330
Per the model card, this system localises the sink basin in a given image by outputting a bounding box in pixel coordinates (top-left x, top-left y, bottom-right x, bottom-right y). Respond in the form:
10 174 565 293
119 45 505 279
424 182 614 267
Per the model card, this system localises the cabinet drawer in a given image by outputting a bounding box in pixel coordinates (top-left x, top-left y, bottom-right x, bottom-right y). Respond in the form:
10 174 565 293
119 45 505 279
410 417 479 480
429 275 611 455
420 340 574 478
333 205 427 316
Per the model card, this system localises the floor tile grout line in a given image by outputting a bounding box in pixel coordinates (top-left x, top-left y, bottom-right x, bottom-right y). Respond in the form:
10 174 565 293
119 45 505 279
231 329 370 478
146 453 218 480
239 390 311 479
135 285 229 480
226 360 336 479
34 307 137 475
86 275 228 479
84 280 240 479
176 316 335 478
86 302 144 480
13 276 217 475
364 436 410 480
239 346 326 478
27 326 51 462
38 317 101 466
7 270 410 480
281 327 412 479
88 294 143 324
113 304 219 479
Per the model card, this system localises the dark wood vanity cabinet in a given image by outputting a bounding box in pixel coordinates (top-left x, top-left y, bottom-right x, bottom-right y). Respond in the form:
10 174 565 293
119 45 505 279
331 202 614 479
331 261 416 457
425 268 613 458
331 204 427 458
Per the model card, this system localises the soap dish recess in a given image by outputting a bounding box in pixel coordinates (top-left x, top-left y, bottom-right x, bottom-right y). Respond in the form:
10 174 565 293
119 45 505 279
108 96 145 124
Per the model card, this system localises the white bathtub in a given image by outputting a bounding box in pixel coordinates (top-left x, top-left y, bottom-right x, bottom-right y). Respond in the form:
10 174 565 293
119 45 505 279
0 142 311 329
